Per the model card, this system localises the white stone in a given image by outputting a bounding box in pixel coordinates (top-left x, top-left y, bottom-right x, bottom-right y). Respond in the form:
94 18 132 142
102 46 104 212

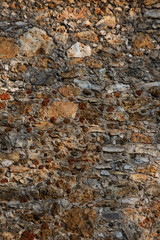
115 231 123 239
19 27 55 57
67 42 92 58
100 170 110 176
1 160 13 167
102 147 125 152
106 83 130 93
122 198 140 205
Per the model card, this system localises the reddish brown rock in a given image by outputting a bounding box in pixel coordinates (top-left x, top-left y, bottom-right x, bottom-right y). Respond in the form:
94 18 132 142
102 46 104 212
0 37 18 59
0 102 6 110
63 207 97 238
131 133 153 144
132 33 154 49
0 93 10 100
47 101 78 118
20 230 35 240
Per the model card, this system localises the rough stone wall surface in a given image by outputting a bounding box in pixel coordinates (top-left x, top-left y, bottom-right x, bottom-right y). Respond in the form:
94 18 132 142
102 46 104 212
0 0 160 240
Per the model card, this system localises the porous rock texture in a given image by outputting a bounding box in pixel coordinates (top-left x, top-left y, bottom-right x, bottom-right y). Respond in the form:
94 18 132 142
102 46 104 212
0 0 160 240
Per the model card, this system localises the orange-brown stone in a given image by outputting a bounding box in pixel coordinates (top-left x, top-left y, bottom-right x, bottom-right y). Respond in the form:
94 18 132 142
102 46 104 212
132 33 154 49
47 101 78 118
0 37 18 59
131 133 153 144
59 85 79 97
63 207 97 238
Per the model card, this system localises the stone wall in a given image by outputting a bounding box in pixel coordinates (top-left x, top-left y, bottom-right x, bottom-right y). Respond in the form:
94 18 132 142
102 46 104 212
0 0 160 239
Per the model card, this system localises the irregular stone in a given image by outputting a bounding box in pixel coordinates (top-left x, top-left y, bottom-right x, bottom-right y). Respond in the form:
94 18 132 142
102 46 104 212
74 30 98 43
96 16 116 29
137 165 157 176
0 93 10 100
59 85 79 97
51 202 60 216
102 147 125 153
0 37 18 59
63 207 97 238
145 184 160 196
19 27 55 57
20 230 35 240
69 187 94 203
81 107 101 121
131 133 153 144
106 112 128 122
0 134 11 153
9 165 30 173
144 9 160 18
47 101 78 119
14 134 29 148
132 33 154 49
85 57 103 69
37 58 57 69
1 160 13 167
103 212 120 221
149 87 160 98
67 42 92 58
100 170 110 176
135 156 149 165
130 174 147 183
114 184 138 198
106 84 130 93
115 231 123 239
0 187 19 201
144 0 159 5
122 198 140 205
105 33 125 47
57 6 88 21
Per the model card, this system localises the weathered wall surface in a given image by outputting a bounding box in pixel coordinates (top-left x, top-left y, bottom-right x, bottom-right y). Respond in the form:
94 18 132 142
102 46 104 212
0 0 160 239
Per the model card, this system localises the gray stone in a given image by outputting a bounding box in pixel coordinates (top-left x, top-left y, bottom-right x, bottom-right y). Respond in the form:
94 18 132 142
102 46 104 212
100 170 110 176
0 135 12 153
144 10 160 18
115 231 123 239
103 212 120 221
102 147 125 153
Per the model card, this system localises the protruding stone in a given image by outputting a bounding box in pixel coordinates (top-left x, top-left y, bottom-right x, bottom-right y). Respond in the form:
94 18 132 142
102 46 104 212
48 101 78 118
130 174 147 183
132 33 154 49
96 16 116 29
144 0 159 5
131 133 153 144
0 37 18 59
144 9 160 18
63 207 97 238
74 30 98 43
59 85 79 97
102 147 125 153
19 27 55 57
67 42 92 58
